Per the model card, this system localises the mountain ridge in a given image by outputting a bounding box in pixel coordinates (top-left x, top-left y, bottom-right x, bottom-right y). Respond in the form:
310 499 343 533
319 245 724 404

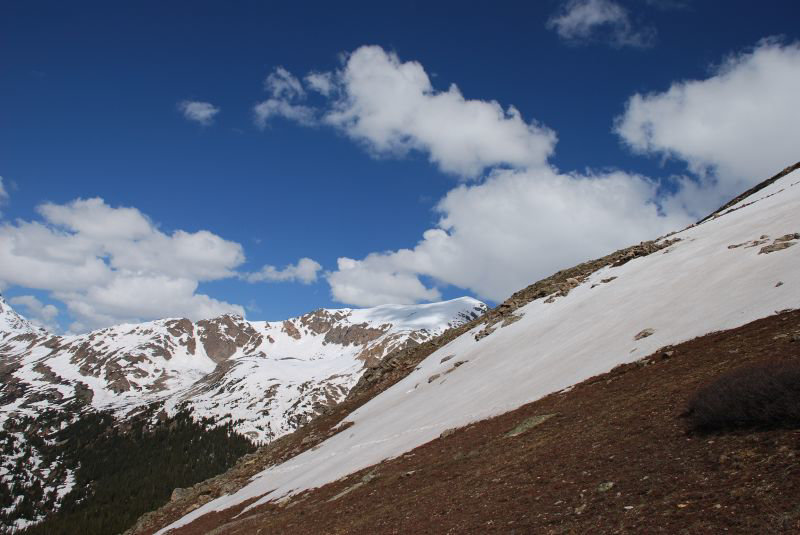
0 296 485 532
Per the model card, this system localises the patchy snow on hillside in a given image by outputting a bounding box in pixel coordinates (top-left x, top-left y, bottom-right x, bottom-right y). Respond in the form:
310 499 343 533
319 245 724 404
158 168 800 533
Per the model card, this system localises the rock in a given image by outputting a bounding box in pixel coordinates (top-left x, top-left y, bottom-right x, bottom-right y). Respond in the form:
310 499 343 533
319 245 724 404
327 482 364 502
759 241 796 254
440 354 455 363
171 487 191 501
505 414 556 438
597 481 615 493
775 233 800 242
440 428 457 439
776 281 784 287
427 373 441 383
361 470 379 484
634 328 655 340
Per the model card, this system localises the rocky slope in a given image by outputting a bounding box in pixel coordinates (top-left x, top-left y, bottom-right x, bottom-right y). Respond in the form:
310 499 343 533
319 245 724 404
140 162 800 535
0 297 485 531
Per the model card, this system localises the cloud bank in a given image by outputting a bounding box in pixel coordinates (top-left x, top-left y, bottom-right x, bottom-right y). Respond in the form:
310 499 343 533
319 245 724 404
0 198 318 332
263 41 800 307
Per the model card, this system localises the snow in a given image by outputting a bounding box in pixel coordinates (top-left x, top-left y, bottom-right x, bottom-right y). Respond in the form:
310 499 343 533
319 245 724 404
347 297 485 332
1 295 483 442
158 169 800 534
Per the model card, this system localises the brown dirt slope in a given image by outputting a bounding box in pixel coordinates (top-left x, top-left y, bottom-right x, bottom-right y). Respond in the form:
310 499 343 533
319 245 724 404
151 310 800 535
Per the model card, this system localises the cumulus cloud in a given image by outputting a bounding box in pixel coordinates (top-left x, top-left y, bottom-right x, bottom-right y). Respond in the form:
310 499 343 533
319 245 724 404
327 257 442 306
0 198 245 331
244 257 322 284
323 41 799 307
327 167 690 305
255 46 555 178
9 295 59 332
324 46 557 178
547 0 655 48
615 39 800 213
56 275 243 334
178 100 220 125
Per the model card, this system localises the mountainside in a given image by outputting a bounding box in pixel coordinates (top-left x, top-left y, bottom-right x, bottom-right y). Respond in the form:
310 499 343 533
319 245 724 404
1 296 485 441
140 163 800 535
142 310 800 534
0 297 485 532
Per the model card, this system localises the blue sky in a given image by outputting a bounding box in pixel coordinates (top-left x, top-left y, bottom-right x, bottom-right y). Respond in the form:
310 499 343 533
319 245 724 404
1 0 799 332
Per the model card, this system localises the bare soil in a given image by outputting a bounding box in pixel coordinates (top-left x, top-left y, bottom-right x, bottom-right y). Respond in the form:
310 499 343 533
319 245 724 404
151 309 800 535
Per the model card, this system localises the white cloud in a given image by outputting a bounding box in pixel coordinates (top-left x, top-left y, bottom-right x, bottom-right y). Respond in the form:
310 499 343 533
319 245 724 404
254 67 318 128
55 275 242 334
615 39 800 212
178 100 220 125
547 0 655 48
327 167 690 305
244 257 322 284
305 71 334 96
327 257 441 307
9 295 59 332
281 41 797 309
253 99 316 128
324 46 557 178
0 198 245 330
0 176 7 204
265 66 306 100
255 47 555 178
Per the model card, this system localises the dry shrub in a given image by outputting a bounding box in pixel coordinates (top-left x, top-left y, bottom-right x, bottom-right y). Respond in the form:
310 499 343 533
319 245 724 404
684 360 800 433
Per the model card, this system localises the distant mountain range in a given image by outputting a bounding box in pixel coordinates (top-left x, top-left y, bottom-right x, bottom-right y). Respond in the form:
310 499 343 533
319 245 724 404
0 295 485 531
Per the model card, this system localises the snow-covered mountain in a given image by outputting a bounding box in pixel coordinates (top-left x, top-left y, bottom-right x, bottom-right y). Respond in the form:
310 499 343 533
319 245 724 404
0 295 485 531
152 164 800 534
0 296 486 441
